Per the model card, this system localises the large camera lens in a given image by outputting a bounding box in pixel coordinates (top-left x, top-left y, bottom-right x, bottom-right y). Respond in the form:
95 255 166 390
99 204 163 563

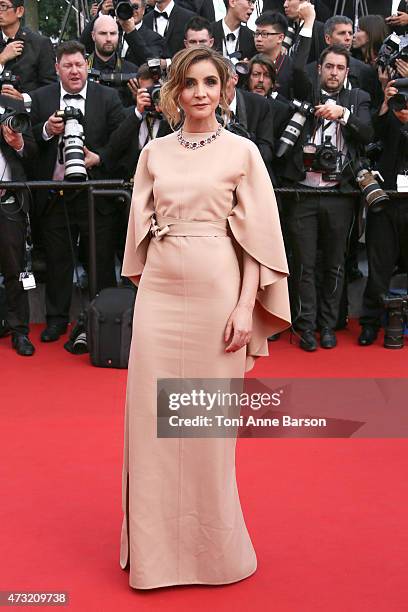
63 118 87 181
116 1 134 20
2 112 30 133
356 168 389 213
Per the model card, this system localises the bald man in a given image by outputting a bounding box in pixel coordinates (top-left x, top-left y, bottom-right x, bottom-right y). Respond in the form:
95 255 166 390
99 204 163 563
89 14 138 106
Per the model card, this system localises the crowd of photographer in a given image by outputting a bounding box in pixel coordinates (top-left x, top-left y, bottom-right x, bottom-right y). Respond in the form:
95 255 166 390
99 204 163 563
0 0 408 357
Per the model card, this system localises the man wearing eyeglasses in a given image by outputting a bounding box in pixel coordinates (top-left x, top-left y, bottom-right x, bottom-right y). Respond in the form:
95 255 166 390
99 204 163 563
0 0 56 98
212 0 257 63
81 0 165 66
253 9 313 100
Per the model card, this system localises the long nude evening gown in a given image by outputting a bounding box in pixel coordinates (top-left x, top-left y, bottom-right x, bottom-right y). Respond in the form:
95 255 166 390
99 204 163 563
120 128 291 589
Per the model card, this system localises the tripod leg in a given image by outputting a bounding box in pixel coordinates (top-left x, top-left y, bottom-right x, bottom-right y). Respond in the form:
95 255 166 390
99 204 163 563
333 0 339 16
58 0 74 44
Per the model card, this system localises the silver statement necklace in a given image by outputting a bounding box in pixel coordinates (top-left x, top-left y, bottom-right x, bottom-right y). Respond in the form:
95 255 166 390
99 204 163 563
177 125 222 150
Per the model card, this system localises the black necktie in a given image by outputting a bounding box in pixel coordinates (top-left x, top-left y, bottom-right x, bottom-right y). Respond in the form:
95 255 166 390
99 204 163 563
6 38 14 45
226 33 236 42
154 10 168 19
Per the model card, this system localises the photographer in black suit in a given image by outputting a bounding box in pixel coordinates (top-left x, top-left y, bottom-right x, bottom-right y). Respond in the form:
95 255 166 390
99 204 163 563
107 63 172 181
212 0 257 62
279 45 373 351
80 0 165 67
359 78 408 346
306 16 378 101
226 60 275 174
87 14 138 107
143 0 196 57
0 95 37 355
29 41 126 345
0 0 56 99
253 9 313 100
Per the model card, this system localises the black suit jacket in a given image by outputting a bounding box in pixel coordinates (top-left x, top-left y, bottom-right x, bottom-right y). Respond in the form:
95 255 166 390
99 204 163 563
0 120 37 212
263 0 332 22
194 0 215 22
290 20 325 65
274 34 311 100
306 57 378 103
79 19 165 65
143 4 196 58
212 20 257 60
29 81 126 214
373 110 408 190
234 88 275 178
0 26 56 93
107 107 173 179
280 84 374 189
123 24 165 64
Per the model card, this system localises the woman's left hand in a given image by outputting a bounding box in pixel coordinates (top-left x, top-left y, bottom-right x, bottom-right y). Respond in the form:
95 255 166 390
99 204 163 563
224 304 253 353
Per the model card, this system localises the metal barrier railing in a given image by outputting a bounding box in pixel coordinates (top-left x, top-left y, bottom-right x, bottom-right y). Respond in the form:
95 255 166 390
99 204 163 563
1 179 406 299
1 180 132 299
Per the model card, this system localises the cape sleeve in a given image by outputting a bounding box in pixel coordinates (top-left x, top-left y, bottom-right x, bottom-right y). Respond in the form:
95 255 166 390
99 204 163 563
121 145 154 284
228 140 291 372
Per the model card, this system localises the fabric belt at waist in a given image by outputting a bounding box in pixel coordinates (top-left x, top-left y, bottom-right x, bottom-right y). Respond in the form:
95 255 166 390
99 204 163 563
152 214 229 238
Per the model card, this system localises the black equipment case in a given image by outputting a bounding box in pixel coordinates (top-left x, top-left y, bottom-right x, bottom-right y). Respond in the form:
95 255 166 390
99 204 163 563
87 287 136 368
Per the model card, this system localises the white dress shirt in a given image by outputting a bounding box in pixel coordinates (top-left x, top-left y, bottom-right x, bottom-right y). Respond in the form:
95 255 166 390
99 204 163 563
42 83 87 180
134 107 161 149
120 20 143 59
221 20 241 62
154 0 175 37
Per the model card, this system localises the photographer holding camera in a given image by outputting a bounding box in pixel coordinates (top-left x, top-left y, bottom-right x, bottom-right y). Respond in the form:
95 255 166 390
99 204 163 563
358 76 408 346
0 93 37 355
29 41 126 346
107 62 171 181
81 1 165 67
0 0 56 101
87 14 138 106
279 44 373 351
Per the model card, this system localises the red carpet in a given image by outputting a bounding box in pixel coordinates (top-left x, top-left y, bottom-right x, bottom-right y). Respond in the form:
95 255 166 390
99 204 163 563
1 320 408 612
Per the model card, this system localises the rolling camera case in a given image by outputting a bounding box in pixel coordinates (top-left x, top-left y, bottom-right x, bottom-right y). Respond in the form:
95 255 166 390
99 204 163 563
87 286 136 369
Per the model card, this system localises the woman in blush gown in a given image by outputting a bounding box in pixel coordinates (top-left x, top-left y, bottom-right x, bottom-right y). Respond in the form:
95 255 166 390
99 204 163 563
120 46 291 590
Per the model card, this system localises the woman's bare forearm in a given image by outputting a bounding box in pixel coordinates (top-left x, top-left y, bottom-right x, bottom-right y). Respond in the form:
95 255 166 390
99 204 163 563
237 251 259 310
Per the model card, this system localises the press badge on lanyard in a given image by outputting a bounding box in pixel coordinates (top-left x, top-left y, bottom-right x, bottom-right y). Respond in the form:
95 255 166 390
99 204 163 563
397 173 408 193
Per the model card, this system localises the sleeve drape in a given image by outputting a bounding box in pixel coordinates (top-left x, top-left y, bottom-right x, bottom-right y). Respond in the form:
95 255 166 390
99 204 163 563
121 145 154 283
228 141 291 371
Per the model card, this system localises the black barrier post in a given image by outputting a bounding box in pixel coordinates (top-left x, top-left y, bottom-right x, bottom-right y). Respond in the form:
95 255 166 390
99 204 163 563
87 186 97 301
87 189 133 300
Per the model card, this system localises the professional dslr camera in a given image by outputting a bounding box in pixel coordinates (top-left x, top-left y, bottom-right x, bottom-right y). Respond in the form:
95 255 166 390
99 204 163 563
54 107 87 181
144 59 163 113
277 98 343 180
303 136 342 182
99 0 134 20
388 78 408 112
0 69 21 92
0 93 30 133
276 99 315 158
377 33 408 76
